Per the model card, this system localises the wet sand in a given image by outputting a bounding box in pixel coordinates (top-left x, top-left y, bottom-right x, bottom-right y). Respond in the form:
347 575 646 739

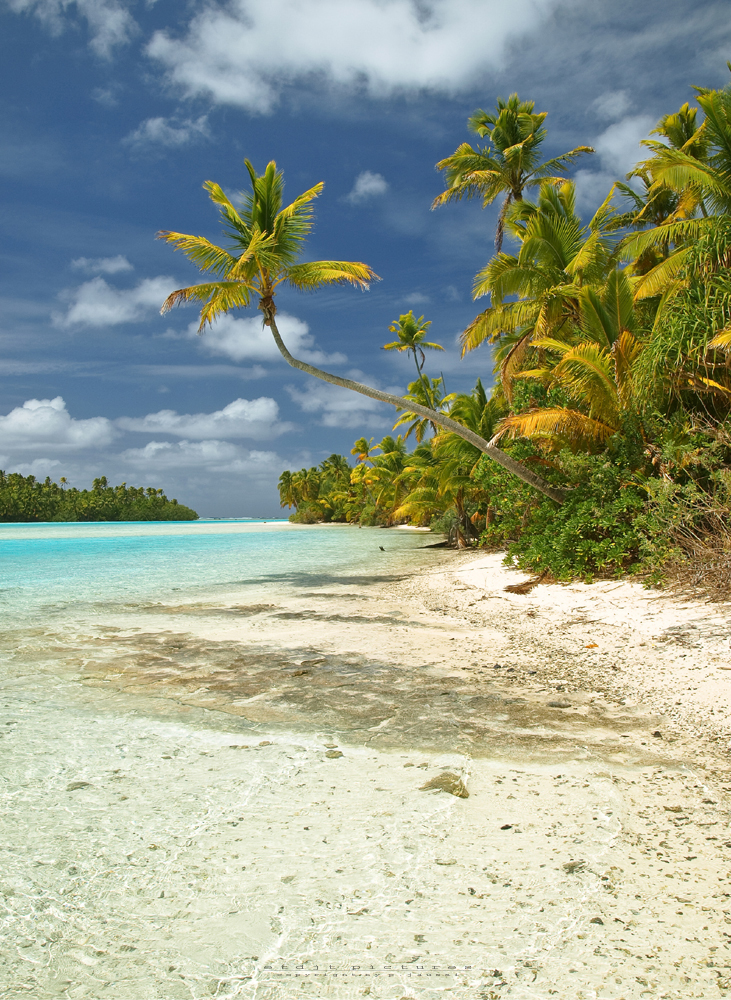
3 541 731 998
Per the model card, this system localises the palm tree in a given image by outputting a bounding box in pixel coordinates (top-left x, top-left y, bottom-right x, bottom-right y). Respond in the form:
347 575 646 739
159 159 564 503
393 375 448 442
620 86 731 301
433 94 594 250
459 180 617 401
350 437 377 464
278 469 297 509
493 269 640 451
383 311 444 407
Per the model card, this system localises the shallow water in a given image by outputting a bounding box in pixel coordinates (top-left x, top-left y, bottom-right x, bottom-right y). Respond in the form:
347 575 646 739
2 521 730 998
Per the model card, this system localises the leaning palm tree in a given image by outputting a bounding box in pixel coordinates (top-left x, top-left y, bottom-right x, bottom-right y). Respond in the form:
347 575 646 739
433 94 594 250
159 159 564 502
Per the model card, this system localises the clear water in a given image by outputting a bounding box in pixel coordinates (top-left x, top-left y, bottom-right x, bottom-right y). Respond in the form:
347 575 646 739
1 521 728 999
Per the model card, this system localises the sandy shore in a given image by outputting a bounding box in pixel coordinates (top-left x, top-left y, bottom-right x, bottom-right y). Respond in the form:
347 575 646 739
5 538 731 998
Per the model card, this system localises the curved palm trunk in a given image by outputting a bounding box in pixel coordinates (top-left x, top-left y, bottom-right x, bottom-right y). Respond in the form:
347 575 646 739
266 314 565 504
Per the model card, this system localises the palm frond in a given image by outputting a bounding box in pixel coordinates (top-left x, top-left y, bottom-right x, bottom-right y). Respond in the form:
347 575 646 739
493 407 616 448
708 327 731 351
285 261 377 291
156 232 239 276
160 281 254 330
633 247 692 299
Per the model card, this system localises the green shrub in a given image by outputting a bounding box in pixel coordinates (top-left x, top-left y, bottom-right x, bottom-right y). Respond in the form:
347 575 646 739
473 448 658 580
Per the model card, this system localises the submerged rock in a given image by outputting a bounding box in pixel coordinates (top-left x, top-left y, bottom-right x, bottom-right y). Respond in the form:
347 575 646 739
325 750 344 759
66 781 92 791
419 773 469 798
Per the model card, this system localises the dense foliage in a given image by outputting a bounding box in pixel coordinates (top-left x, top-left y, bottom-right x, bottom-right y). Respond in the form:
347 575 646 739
0 473 198 523
278 76 731 587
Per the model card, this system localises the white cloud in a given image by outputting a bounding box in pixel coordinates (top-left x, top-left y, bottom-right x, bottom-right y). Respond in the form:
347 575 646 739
0 396 116 450
124 115 210 148
54 275 176 327
574 114 654 212
593 114 654 176
117 396 292 440
591 90 631 122
6 0 137 58
196 312 347 365
286 373 397 429
71 254 133 274
147 0 560 111
346 171 388 204
120 438 282 474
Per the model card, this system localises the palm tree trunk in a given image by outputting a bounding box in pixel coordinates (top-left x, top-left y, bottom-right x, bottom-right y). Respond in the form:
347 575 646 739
266 314 565 503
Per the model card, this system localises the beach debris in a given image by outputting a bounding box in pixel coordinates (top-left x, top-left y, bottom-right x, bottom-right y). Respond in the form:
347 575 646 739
500 824 513 830
419 773 469 798
590 917 604 925
548 699 572 708
379 546 385 551
504 569 548 595
66 781 92 791
652 730 663 738
323 743 338 748
664 805 685 813
563 860 587 874
325 750 344 758
258 741 273 746
281 875 296 883
435 858 457 865
228 745 250 749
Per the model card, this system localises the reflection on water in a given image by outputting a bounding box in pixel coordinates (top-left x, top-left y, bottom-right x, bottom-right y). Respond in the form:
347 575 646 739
1 522 730 998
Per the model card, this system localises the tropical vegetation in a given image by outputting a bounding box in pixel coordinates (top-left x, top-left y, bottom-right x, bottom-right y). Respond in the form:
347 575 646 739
163 72 731 589
0 473 198 522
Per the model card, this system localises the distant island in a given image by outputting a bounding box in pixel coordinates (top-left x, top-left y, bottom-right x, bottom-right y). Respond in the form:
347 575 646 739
0 472 198 522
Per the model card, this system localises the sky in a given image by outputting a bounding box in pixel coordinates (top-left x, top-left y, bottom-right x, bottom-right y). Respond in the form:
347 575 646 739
2 0 730 516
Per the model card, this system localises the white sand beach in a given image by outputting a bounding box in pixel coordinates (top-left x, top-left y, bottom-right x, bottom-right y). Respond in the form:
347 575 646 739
3 535 731 999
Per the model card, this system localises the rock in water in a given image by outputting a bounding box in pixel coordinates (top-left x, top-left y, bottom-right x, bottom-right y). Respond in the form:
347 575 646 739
325 750 344 759
419 773 469 798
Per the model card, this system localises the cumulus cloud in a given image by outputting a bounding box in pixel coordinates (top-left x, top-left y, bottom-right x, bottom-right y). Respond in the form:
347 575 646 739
591 90 632 122
0 396 116 450
120 438 282 474
574 114 654 212
71 254 133 274
124 115 210 148
196 312 347 365
346 171 388 204
6 0 137 58
147 0 560 111
286 373 396 429
593 115 654 176
117 396 292 440
54 275 177 328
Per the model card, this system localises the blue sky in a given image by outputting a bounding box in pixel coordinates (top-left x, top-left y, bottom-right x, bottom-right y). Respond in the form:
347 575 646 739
2 0 730 516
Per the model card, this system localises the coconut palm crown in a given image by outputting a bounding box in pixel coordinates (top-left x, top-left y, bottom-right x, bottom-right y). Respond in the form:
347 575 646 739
432 94 594 250
159 159 377 330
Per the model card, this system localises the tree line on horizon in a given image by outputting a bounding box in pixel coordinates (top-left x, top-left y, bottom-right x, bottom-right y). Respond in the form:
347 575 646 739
276 75 731 585
0 472 198 522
